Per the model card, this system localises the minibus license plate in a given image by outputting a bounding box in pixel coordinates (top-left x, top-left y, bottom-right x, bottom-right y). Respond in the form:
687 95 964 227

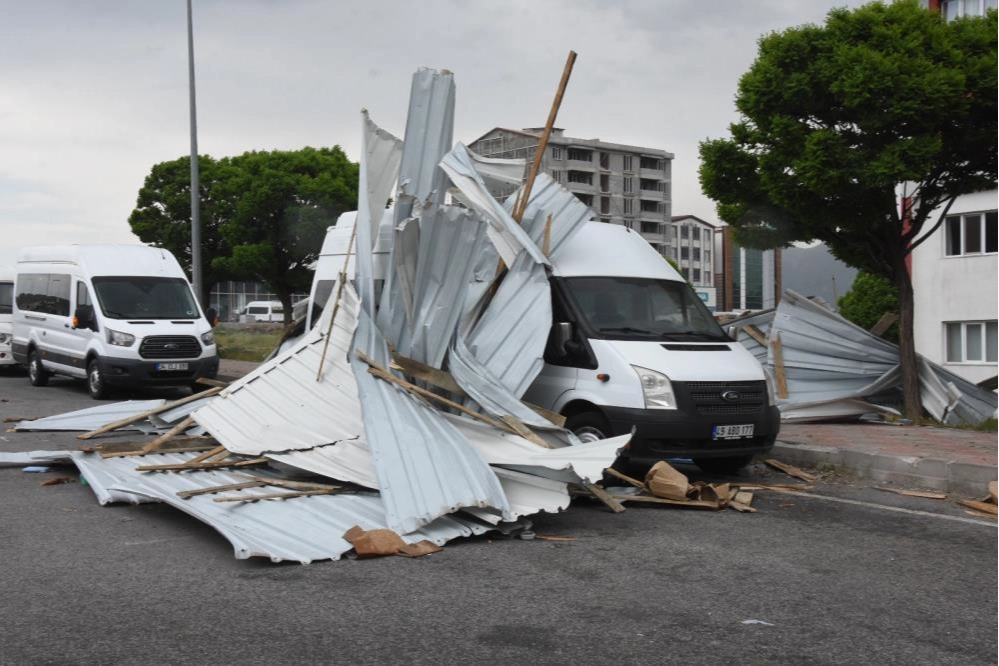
712 424 754 440
156 362 189 371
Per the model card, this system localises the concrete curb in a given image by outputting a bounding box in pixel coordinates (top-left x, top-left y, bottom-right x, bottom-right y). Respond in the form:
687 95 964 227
772 440 997 498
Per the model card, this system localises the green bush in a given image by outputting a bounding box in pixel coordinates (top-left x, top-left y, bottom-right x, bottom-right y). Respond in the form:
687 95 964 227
837 272 899 343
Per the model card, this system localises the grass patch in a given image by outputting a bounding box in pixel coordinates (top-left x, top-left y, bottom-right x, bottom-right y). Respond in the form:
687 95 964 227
215 327 283 362
957 417 997 433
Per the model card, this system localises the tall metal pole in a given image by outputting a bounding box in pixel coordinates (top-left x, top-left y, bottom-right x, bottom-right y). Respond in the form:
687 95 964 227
187 0 203 304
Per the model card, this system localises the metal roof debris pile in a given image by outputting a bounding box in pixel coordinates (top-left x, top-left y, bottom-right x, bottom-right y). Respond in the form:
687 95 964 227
11 66 633 563
726 290 998 425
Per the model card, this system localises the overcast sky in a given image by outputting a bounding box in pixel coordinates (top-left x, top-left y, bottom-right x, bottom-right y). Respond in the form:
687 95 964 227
0 0 867 268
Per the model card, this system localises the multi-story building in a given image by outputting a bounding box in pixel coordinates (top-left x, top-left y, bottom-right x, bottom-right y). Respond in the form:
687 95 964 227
670 215 720 311
912 0 998 384
716 226 782 313
468 128 674 257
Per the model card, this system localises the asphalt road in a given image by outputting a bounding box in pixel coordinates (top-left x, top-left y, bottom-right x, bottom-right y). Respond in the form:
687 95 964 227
1 369 996 666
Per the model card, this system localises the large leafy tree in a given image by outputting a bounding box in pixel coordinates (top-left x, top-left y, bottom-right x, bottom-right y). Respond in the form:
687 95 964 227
838 272 900 344
211 147 358 323
699 1 996 419
129 147 358 323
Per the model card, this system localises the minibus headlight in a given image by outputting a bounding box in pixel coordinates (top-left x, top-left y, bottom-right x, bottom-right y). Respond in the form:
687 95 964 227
0 333 10 345
106 329 135 347
200 331 215 346
631 365 677 410
763 371 778 406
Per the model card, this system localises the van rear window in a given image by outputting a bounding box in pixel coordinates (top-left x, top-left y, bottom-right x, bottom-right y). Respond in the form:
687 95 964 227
92 277 199 320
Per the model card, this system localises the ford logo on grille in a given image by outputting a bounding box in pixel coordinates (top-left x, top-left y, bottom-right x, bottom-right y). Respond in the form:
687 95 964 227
164 343 179 351
721 390 741 402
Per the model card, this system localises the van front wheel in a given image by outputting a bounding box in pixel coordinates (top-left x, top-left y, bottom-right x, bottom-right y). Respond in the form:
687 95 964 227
565 411 611 443
28 350 49 387
87 359 109 400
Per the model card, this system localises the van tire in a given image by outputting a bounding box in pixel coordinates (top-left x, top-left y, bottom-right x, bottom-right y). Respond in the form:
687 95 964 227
693 455 754 475
565 411 612 444
87 358 109 400
28 350 49 387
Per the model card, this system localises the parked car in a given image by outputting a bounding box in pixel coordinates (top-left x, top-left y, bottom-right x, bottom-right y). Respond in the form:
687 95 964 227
12 244 218 398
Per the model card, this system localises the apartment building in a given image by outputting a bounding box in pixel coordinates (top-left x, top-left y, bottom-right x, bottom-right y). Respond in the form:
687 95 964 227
716 226 782 313
670 215 720 311
468 128 674 256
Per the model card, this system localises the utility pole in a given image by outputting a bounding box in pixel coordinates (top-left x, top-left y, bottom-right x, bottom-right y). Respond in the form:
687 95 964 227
187 0 202 304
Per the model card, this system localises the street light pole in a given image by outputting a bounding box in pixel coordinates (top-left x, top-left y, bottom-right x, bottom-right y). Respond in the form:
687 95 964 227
187 0 202 304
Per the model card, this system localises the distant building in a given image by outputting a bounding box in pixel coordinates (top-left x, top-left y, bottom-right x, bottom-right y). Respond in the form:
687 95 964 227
716 227 782 313
671 215 721 311
468 128 674 257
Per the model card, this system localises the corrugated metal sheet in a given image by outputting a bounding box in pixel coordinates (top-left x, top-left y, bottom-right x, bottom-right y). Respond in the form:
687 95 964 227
14 399 165 432
70 451 503 563
0 450 75 467
192 285 364 456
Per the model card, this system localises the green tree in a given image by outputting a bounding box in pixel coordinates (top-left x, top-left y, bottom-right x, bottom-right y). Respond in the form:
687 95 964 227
211 147 358 323
699 1 997 419
838 272 899 343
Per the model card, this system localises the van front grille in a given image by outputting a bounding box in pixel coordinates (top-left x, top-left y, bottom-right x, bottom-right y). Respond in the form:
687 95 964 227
139 335 201 359
679 380 767 417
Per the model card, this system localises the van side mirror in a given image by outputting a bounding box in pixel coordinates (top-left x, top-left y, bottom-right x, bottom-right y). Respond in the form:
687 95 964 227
73 305 96 331
553 322 573 354
205 307 218 328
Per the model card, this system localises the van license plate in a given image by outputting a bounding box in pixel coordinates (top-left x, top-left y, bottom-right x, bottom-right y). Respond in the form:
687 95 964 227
156 362 189 371
712 424 754 440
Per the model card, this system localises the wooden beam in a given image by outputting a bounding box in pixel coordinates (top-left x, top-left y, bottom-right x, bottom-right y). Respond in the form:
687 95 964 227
390 353 466 397
870 312 899 338
213 488 340 503
499 415 550 448
316 222 358 382
582 482 626 513
98 439 217 459
763 459 817 482
135 457 268 473
741 324 768 347
604 467 646 491
541 213 554 257
176 480 267 499
78 387 223 440
185 445 228 466
140 416 195 454
525 402 566 428
770 332 789 399
957 499 998 516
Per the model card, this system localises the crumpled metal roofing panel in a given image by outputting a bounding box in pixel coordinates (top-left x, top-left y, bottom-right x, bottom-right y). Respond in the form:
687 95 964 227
0 450 75 467
14 399 165 432
69 451 501 563
192 286 364 456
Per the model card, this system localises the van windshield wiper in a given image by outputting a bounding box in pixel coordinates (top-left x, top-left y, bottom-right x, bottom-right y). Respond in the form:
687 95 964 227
597 326 657 336
667 330 730 341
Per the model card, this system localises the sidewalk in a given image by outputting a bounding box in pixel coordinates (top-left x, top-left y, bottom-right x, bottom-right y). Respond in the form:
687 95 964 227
773 423 997 496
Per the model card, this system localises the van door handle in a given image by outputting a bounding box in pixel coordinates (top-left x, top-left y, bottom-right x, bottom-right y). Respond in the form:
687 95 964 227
25 315 46 322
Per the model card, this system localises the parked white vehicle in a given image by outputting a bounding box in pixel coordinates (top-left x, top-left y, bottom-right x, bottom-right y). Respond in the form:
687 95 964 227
0 267 14 367
240 301 284 323
12 244 219 399
307 218 779 473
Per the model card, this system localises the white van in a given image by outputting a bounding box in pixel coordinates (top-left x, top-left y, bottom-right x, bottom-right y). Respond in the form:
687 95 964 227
307 219 779 473
0 267 14 368
12 244 219 399
240 301 284 323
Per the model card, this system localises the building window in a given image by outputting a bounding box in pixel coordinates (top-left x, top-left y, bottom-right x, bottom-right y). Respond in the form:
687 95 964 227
693 268 701 283
551 170 563 183
640 156 664 171
945 321 998 363
943 0 996 20
641 222 660 234
680 225 689 239
601 197 610 215
680 247 689 260
623 177 633 194
567 171 593 185
945 211 998 256
640 200 660 213
600 174 609 193
692 227 701 241
551 146 562 160
568 148 593 162
622 155 633 171
623 198 633 215
704 249 711 266
692 248 701 262
599 152 610 169
576 193 594 207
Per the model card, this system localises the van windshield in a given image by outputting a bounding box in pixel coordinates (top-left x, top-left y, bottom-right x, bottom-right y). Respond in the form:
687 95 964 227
0 282 12 315
564 276 729 341
91 277 200 320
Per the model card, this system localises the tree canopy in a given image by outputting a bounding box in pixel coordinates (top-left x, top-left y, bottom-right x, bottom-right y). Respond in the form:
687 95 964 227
698 1 996 418
129 146 358 321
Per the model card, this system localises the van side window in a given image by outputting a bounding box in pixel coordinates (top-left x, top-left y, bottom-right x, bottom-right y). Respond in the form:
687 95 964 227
16 273 71 316
76 281 93 308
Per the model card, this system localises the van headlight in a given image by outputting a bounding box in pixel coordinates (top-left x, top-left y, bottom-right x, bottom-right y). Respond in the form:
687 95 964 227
763 371 778 406
0 333 10 345
106 329 136 347
631 365 677 410
200 331 215 346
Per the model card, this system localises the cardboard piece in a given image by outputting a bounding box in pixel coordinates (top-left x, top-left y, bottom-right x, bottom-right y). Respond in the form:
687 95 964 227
396 540 443 558
987 481 997 504
645 461 690 501
343 525 407 558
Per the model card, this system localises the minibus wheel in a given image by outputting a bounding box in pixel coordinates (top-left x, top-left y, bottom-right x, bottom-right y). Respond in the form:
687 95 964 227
565 411 611 444
28 350 49 386
87 359 108 400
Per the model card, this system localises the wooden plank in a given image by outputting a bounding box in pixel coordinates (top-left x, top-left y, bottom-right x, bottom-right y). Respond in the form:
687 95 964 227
176 480 267 499
541 213 554 257
736 483 813 492
604 467 647 491
875 487 947 500
499 415 550 448
583 483 626 513
764 458 817 482
524 402 566 427
77 387 223 440
94 436 215 458
135 457 268 473
741 324 769 347
609 494 721 510
140 416 195 454
390 353 466 397
869 312 898 338
957 499 998 516
770 332 789 399
100 444 217 459
213 488 339 503
193 377 230 388
727 500 757 513
185 445 227 466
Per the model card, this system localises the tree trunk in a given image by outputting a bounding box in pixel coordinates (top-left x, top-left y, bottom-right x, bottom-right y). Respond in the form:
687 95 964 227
276 289 294 327
894 257 921 422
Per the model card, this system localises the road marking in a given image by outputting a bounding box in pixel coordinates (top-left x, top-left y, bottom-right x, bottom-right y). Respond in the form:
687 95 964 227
776 490 997 527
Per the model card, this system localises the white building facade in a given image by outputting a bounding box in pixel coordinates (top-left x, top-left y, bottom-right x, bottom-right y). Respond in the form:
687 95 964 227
911 189 998 384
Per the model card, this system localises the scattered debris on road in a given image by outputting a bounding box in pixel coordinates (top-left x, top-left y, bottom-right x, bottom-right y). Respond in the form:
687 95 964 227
875 487 947 500
764 458 818 483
